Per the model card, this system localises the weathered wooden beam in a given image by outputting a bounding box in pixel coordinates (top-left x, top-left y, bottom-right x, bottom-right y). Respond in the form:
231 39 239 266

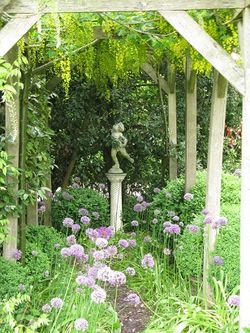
240 7 250 333
168 64 177 179
160 10 245 96
185 55 197 192
141 63 169 94
203 70 228 303
3 46 20 261
1 0 246 14
27 201 38 225
0 14 40 57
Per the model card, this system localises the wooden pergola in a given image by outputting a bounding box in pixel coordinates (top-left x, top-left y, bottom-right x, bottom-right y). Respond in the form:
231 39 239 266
0 1 250 331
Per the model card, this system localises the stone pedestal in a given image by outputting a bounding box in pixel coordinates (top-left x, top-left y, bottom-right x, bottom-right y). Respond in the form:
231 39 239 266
106 171 126 231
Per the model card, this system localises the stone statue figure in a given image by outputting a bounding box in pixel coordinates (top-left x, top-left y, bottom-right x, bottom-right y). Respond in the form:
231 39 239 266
110 122 134 172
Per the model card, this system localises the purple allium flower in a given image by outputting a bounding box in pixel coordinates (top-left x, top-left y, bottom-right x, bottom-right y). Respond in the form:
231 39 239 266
234 169 241 177
163 221 171 228
204 216 213 225
128 239 137 248
164 224 181 234
42 304 51 313
74 318 89 331
133 203 143 213
98 183 105 190
130 232 137 237
61 247 70 257
74 176 81 183
163 248 171 256
69 244 85 259
172 215 180 222
96 226 113 240
86 228 98 240
186 224 200 233
67 235 76 246
18 284 25 291
179 222 184 227
137 195 144 203
32 250 38 256
213 256 224 266
62 192 73 200
152 218 158 224
118 239 129 248
50 297 63 309
141 254 155 268
154 209 161 216
91 286 106 304
92 211 100 219
76 275 95 288
79 208 89 216
44 270 49 278
106 245 118 257
63 217 74 227
227 295 240 307
202 208 209 215
168 211 176 217
131 220 139 227
124 293 141 306
72 224 81 233
13 249 22 261
87 265 99 279
109 271 127 287
165 192 172 198
125 267 136 276
93 250 105 261
153 187 161 194
95 238 108 249
97 266 113 282
72 183 80 189
141 201 150 208
117 253 124 260
184 192 194 200
54 243 61 249
215 216 228 226
80 216 90 225
144 236 152 243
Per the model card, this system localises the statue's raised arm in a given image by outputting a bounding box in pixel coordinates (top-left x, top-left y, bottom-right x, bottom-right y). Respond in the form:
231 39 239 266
110 122 134 172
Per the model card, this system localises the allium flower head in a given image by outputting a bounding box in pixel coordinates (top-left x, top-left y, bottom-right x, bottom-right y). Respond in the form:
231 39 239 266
134 203 143 213
13 249 22 261
44 270 49 278
96 226 113 240
69 244 85 259
154 209 161 216
63 217 74 227
165 192 172 198
74 318 89 331
92 211 100 219
152 218 158 224
124 293 141 306
93 249 105 261
234 169 241 177
72 182 80 188
184 192 194 200
131 220 139 227
62 192 73 200
32 250 38 256
18 284 25 291
80 216 90 225
61 247 70 257
67 235 76 246
109 271 127 287
163 221 171 228
76 275 95 288
42 304 51 313
202 208 209 215
227 295 240 307
204 216 213 225
215 216 228 227
163 248 171 256
137 195 144 203
213 256 224 266
164 224 181 234
54 243 61 249
168 211 176 217
91 286 106 304
95 238 108 249
118 239 129 248
128 239 137 248
50 297 63 309
153 187 161 194
141 254 155 268
79 208 88 216
186 224 200 233
125 267 136 276
106 245 118 257
172 215 180 222
144 236 151 243
72 224 81 233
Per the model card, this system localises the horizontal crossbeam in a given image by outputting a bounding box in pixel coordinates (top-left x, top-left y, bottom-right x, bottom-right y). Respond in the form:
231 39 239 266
0 0 247 14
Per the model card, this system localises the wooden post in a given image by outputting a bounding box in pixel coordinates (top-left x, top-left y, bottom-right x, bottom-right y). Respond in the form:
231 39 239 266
185 55 197 192
3 46 20 260
168 64 177 179
240 7 250 333
27 202 38 225
203 69 228 302
44 174 52 226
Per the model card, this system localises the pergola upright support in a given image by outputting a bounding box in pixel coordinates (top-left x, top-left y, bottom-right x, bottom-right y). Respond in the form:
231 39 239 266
168 64 177 179
203 69 228 301
240 7 250 333
185 54 197 192
3 46 20 260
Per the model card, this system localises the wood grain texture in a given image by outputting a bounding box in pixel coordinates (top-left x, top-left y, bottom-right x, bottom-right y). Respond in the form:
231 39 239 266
0 14 40 57
1 0 246 14
160 10 245 95
141 63 169 94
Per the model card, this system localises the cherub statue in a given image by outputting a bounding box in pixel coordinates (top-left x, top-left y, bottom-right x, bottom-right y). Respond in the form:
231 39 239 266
110 122 134 171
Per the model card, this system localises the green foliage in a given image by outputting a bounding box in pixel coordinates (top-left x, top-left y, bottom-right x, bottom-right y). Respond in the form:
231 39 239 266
52 187 109 231
0 257 28 300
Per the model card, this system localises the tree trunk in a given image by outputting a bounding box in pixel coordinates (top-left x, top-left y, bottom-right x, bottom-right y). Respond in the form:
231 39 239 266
203 69 228 304
61 150 77 190
44 173 52 226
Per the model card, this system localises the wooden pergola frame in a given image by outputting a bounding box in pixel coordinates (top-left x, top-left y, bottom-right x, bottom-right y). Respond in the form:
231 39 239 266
1 1 250 331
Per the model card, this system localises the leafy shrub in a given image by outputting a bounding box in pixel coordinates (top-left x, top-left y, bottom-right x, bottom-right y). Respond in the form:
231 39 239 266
51 187 109 231
0 257 28 300
25 242 51 281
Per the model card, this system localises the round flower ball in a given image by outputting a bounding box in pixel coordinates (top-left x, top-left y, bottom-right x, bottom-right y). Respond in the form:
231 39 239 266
74 318 89 331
